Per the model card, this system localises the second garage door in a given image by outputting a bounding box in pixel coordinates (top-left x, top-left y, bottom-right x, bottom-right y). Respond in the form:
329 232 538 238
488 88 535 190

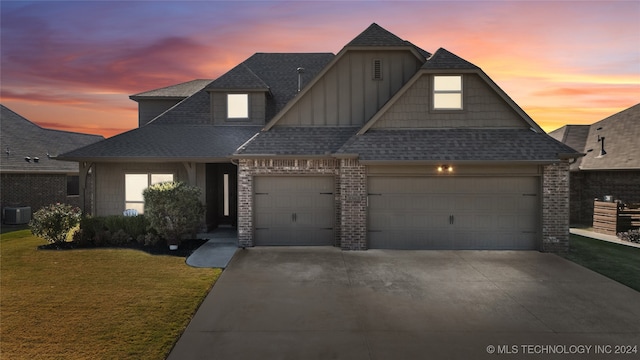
368 176 539 250
254 176 335 246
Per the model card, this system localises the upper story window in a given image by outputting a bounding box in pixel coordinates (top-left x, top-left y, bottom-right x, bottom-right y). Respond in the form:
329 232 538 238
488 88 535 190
433 75 463 110
227 94 249 119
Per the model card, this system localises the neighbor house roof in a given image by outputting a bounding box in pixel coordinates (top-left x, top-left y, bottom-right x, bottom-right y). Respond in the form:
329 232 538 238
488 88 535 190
550 103 640 171
0 105 103 173
335 129 579 163
129 79 213 101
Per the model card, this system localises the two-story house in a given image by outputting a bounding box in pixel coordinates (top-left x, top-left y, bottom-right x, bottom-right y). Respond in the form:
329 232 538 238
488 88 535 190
60 23 580 251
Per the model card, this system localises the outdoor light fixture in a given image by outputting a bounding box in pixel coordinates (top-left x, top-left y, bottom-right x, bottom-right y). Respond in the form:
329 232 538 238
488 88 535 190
437 165 453 173
25 157 31 162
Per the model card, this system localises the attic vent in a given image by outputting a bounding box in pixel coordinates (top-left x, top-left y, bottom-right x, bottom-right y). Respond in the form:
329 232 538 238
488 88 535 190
372 59 382 80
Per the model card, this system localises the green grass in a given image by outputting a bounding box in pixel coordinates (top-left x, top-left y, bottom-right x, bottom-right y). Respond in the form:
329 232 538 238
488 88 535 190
561 234 640 292
1 229 221 359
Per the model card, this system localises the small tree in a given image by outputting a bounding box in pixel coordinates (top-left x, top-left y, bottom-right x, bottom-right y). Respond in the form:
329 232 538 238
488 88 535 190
143 181 204 246
29 203 82 244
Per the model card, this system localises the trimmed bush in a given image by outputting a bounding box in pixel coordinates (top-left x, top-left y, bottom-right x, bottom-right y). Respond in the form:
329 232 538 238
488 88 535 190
143 181 204 246
29 203 82 244
78 215 149 247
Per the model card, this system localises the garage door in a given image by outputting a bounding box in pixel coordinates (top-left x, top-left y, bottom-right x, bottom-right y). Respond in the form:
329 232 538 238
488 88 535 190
368 177 539 249
254 176 335 246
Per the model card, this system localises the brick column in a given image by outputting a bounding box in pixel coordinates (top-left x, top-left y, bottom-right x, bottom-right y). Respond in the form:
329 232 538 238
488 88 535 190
237 159 253 247
340 159 367 250
542 160 571 252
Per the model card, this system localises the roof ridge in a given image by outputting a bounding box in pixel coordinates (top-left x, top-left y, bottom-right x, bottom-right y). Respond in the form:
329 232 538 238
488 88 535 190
347 22 408 47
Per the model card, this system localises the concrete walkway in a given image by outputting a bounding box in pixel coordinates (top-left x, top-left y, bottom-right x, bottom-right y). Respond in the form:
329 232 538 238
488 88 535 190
169 248 640 360
570 227 640 249
185 227 238 268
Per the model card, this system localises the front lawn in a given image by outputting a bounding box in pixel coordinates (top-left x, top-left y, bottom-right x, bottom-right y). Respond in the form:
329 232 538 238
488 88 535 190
0 229 221 359
561 234 640 292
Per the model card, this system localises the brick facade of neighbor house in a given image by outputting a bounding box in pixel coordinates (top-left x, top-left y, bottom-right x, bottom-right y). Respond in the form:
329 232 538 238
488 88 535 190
570 171 640 226
0 173 94 217
339 159 367 250
237 158 340 248
542 161 571 252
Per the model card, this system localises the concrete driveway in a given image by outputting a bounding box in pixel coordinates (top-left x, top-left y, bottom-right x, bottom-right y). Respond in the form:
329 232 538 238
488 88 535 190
168 248 640 360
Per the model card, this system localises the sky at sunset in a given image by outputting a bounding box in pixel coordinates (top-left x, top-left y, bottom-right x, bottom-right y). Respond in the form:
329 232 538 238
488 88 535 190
1 0 639 137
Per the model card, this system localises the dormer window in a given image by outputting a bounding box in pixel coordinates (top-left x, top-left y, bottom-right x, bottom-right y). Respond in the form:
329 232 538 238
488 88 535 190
227 94 249 119
433 75 463 110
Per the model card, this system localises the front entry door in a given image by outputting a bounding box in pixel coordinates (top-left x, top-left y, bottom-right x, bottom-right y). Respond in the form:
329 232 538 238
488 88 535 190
206 163 237 229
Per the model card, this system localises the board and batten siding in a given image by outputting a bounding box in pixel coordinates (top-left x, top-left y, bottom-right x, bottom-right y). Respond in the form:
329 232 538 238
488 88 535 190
372 73 529 129
277 50 423 127
93 162 202 216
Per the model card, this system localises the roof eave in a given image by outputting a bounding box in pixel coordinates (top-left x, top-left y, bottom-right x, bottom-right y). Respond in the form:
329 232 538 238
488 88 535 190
55 156 233 163
357 159 562 166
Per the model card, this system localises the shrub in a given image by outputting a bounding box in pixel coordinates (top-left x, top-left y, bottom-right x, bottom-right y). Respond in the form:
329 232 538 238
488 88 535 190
29 203 82 244
78 215 149 246
618 229 640 244
143 181 204 246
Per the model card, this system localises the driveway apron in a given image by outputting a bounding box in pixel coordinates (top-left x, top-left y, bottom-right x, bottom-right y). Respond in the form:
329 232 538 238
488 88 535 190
168 248 640 360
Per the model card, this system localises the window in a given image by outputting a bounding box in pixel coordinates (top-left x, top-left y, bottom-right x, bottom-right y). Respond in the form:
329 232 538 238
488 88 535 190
125 173 174 214
433 75 463 110
67 175 79 196
227 94 249 119
372 59 383 80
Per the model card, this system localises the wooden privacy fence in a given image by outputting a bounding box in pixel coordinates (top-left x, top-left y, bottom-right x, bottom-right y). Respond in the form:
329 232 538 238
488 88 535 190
593 200 640 236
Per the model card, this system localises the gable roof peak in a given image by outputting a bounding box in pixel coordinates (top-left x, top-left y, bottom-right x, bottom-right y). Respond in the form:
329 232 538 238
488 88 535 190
347 23 408 47
423 48 480 70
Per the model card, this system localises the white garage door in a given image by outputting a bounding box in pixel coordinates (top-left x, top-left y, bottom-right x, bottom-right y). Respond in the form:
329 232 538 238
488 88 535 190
254 176 335 246
368 176 539 249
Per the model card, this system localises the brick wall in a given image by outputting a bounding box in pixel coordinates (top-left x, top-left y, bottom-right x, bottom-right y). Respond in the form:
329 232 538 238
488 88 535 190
237 158 340 247
570 170 640 226
542 161 570 252
1 173 93 221
339 159 367 250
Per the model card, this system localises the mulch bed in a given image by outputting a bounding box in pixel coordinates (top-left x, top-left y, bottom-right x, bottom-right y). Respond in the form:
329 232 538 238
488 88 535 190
37 238 208 258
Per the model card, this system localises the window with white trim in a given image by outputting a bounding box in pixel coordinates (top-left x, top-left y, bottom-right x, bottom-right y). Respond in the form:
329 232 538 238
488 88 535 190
433 75 463 110
227 93 249 119
125 173 174 214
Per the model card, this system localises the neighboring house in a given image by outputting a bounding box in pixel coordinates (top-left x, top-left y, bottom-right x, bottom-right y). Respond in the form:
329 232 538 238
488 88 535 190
59 23 580 251
0 105 104 222
549 103 640 226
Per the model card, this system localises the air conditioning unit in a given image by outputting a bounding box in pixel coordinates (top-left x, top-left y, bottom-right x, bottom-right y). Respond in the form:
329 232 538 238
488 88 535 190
3 206 32 225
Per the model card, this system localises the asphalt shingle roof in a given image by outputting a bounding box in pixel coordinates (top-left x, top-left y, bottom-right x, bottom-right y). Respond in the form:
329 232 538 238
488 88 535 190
553 103 640 171
347 23 408 47
207 53 334 119
0 105 103 172
59 125 261 161
422 48 480 70
129 79 212 100
337 128 579 162
235 127 359 156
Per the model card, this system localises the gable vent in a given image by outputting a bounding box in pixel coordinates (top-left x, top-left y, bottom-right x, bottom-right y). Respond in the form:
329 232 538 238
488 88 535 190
372 59 382 80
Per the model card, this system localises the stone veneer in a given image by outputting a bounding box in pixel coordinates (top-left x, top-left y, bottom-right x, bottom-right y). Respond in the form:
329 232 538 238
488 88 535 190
542 160 571 252
238 157 572 252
